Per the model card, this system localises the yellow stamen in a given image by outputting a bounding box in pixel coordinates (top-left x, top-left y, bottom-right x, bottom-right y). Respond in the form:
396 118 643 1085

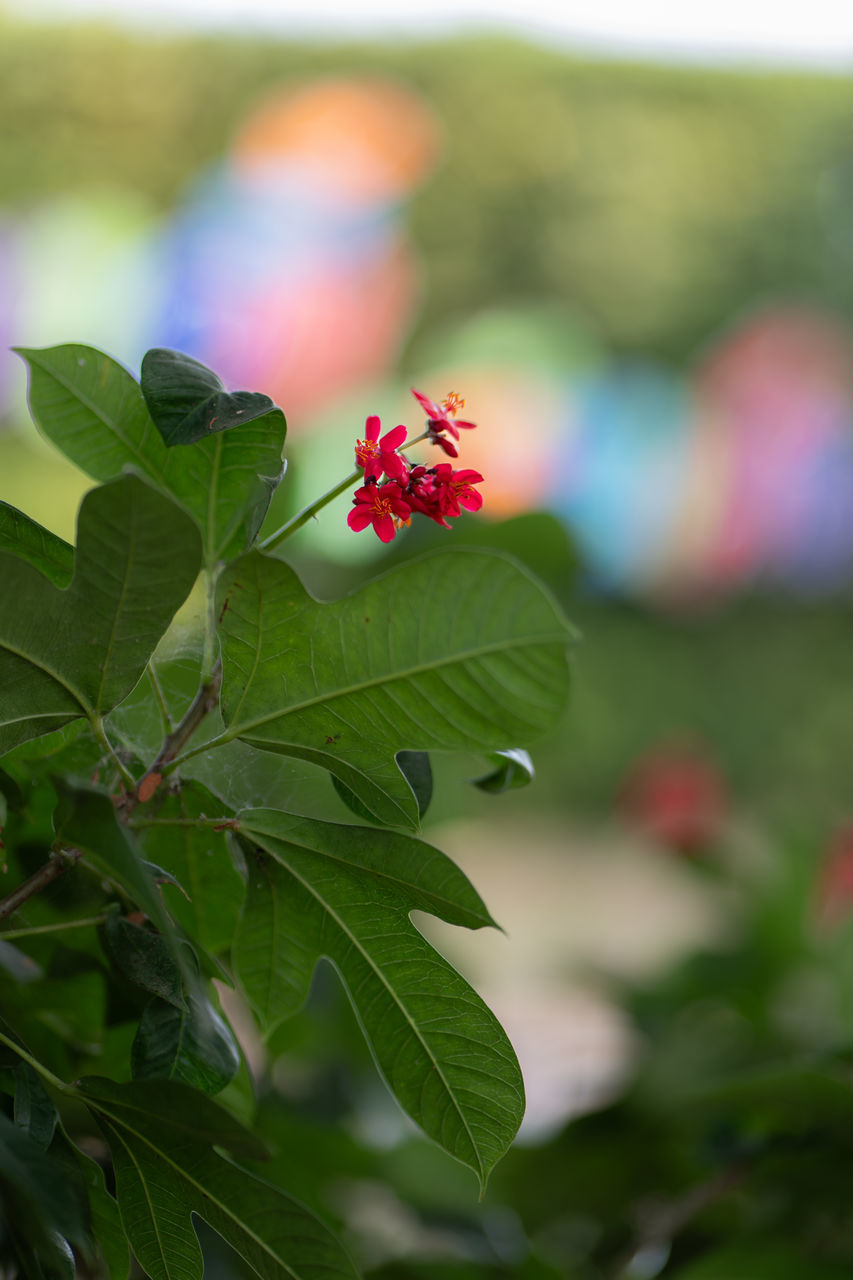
355 438 380 466
441 392 465 417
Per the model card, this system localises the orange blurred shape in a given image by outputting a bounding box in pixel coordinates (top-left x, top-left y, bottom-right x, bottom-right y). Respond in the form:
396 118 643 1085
232 77 441 204
816 823 853 929
620 746 727 856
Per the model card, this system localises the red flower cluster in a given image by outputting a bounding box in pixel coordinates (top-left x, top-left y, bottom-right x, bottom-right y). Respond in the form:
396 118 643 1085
347 389 483 542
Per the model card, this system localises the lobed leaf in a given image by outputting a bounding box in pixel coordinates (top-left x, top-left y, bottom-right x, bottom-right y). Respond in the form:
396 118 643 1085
0 474 201 756
18 344 286 564
234 809 520 1190
216 549 572 829
80 1078 358 1280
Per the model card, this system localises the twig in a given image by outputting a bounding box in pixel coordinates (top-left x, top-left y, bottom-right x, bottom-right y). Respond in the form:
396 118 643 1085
0 915 108 941
125 658 222 812
0 847 82 921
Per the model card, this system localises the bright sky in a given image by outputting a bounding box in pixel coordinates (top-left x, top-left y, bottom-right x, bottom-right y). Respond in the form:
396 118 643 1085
7 0 853 66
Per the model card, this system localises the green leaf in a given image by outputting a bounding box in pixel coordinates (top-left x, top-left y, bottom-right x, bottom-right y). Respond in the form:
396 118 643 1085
471 748 534 794
101 912 186 1009
0 1114 91 1272
136 783 245 954
78 1077 267 1158
54 784 183 970
141 347 285 447
131 992 240 1095
13 1063 58 1149
64 1134 129 1280
79 1077 358 1280
217 549 571 829
18 344 287 563
234 810 520 1190
332 750 433 824
0 474 201 756
397 750 434 817
0 504 73 588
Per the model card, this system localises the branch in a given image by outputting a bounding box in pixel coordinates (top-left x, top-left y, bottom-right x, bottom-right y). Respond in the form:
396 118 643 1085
125 657 222 812
0 847 82 921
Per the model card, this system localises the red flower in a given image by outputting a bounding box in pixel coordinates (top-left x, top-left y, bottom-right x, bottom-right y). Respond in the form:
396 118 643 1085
411 389 476 445
430 464 485 517
405 466 452 528
354 415 408 483
347 481 411 543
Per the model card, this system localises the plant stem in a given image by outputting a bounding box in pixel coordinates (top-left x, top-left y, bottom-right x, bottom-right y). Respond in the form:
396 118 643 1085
0 915 108 940
0 1028 73 1095
201 564 219 682
257 430 434 554
0 847 82 921
147 661 174 733
90 716 136 790
259 469 361 552
127 658 222 810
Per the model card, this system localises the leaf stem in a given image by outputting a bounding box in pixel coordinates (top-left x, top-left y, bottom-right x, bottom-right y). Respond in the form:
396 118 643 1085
0 1028 73 1095
0 915 108 940
90 716 136 790
160 729 232 776
126 658 223 811
257 430 434 553
146 661 174 733
0 846 82 921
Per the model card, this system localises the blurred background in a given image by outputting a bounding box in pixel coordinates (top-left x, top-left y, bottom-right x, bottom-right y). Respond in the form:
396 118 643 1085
3 2 853 1274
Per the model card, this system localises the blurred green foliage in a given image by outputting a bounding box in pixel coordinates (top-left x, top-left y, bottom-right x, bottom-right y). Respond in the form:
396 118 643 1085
1 18 852 363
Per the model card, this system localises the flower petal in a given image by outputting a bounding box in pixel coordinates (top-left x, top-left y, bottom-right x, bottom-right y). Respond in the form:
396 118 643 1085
347 508 375 532
411 388 441 419
373 514 397 542
380 424 407 451
364 415 381 443
382 452 409 483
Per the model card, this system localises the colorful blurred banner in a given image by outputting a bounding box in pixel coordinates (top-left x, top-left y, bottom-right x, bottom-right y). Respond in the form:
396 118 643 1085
0 76 440 429
3 67 853 601
388 304 853 601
